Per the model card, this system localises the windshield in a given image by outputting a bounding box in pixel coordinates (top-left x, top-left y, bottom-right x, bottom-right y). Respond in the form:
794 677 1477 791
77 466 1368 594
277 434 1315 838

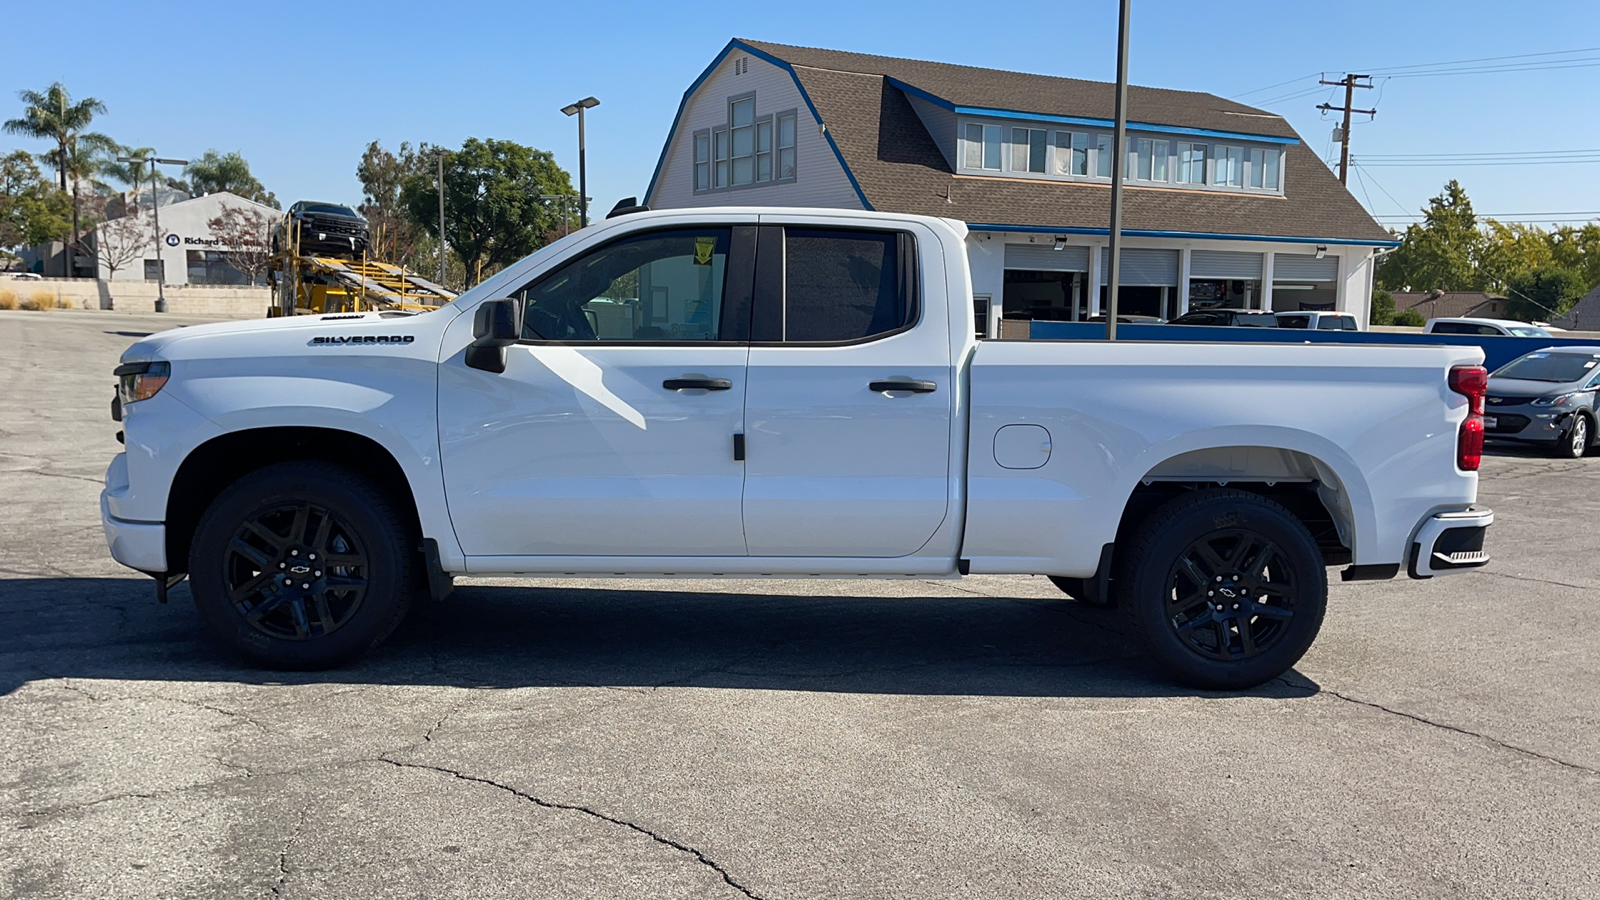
1494 352 1600 383
1506 325 1551 337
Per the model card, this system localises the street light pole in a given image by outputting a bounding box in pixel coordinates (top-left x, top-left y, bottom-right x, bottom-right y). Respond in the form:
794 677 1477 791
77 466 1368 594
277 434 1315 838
561 97 600 228
118 154 187 313
437 153 446 286
1104 0 1131 342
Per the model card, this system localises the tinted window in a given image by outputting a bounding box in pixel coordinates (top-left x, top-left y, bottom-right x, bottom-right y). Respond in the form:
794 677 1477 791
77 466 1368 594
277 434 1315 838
1430 322 1476 335
784 228 911 342
302 204 359 217
1277 315 1312 329
1236 313 1278 327
511 228 731 341
1341 318 1359 331
1317 316 1349 330
1494 352 1600 383
1171 313 1215 326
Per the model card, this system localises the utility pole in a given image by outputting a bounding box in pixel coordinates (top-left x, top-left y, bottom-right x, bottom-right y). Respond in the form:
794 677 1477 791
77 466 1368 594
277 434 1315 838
117 154 187 312
1317 74 1375 185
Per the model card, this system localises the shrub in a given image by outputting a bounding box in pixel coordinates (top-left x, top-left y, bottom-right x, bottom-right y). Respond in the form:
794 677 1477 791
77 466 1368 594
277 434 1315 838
21 290 56 311
0 289 16 310
54 296 75 309
1369 289 1394 326
1393 308 1425 328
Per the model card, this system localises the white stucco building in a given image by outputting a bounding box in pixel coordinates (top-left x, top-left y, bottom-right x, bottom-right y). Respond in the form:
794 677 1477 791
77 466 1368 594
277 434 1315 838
646 40 1398 333
92 191 279 285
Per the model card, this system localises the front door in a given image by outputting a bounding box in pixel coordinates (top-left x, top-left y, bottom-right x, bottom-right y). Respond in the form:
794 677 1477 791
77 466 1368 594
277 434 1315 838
741 223 953 557
438 226 754 557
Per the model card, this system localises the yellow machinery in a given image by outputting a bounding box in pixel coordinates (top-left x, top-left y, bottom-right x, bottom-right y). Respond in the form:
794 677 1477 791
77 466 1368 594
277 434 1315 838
269 223 456 316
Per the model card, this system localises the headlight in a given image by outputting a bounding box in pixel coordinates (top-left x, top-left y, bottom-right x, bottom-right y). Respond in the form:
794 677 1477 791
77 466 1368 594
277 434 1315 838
115 361 170 404
1529 392 1577 407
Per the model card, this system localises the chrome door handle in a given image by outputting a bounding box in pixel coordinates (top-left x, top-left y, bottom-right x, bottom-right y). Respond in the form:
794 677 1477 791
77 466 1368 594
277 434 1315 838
869 380 937 393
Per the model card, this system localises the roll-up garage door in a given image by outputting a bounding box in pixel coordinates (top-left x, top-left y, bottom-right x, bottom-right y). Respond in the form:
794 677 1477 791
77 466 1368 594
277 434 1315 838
1190 250 1263 280
1273 253 1339 282
1005 243 1090 272
1100 247 1179 285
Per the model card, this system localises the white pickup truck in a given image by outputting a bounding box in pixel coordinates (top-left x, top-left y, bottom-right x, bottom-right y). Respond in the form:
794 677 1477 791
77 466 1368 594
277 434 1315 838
103 208 1493 689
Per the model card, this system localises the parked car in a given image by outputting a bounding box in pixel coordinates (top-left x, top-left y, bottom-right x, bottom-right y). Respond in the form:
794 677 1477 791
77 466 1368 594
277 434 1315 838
1087 314 1166 324
272 201 371 259
11 272 42 280
1425 317 1550 337
1168 309 1279 327
1274 311 1360 331
1484 346 1600 458
104 208 1493 690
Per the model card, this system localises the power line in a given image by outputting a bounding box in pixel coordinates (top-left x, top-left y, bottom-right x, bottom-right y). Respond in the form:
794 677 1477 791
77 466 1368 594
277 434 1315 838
1349 163 1411 218
1383 59 1600 79
1359 46 1600 75
1358 148 1600 158
1356 159 1600 167
1230 72 1323 99
1316 74 1375 184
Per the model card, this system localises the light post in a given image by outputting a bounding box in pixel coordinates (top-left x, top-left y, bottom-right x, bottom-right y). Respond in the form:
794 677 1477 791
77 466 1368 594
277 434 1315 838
1104 0 1131 341
560 96 599 228
118 154 187 312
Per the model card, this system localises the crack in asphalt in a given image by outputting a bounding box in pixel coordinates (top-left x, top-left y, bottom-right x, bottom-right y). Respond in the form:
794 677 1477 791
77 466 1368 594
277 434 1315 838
270 804 310 897
1275 677 1598 777
376 759 767 900
1478 570 1595 592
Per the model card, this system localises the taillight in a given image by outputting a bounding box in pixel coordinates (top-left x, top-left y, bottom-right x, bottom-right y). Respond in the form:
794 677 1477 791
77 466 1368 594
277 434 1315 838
1449 365 1487 471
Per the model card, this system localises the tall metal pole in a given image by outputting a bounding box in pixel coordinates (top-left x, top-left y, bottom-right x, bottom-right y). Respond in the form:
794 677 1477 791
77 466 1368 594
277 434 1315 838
1104 0 1132 341
437 153 446 286
577 106 588 229
149 160 166 313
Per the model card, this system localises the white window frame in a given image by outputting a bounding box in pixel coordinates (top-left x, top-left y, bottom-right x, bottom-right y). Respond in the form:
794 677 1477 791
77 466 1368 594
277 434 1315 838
1054 130 1088 176
698 93 794 193
960 121 1004 172
1010 127 1048 174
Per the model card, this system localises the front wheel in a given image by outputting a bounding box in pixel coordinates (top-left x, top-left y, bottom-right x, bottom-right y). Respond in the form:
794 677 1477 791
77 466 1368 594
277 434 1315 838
1119 489 1327 690
1553 414 1591 459
188 462 417 669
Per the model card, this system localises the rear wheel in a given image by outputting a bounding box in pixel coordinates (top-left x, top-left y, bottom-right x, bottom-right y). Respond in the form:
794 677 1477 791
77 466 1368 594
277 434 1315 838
188 462 416 669
1554 414 1591 459
1119 489 1326 690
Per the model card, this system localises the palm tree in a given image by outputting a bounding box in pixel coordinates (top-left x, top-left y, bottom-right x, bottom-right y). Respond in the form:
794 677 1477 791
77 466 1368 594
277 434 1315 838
3 83 112 276
101 143 156 211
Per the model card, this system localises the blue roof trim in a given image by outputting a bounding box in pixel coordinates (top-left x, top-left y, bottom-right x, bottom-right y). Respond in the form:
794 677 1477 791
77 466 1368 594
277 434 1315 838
644 41 739 206
966 222 1399 248
648 39 874 211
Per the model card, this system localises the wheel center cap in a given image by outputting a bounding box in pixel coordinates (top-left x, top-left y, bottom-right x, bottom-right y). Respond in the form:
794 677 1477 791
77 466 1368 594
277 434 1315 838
288 563 311 575
1217 586 1238 599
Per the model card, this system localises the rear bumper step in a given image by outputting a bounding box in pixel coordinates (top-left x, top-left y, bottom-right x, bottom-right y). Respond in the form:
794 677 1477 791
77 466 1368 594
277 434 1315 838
1409 508 1493 578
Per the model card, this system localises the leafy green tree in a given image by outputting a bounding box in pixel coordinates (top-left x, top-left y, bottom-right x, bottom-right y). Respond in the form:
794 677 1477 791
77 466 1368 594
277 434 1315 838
184 149 279 209
1376 180 1486 293
4 82 114 273
1369 289 1394 326
357 140 445 272
401 137 572 286
0 150 71 250
1504 267 1588 322
1547 223 1600 293
1393 308 1425 327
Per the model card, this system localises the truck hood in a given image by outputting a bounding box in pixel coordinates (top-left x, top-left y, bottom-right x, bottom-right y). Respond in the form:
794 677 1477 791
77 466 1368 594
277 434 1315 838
119 309 453 364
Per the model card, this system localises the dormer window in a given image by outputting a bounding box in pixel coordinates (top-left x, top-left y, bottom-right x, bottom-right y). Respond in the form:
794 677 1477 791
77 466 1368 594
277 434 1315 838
694 91 798 193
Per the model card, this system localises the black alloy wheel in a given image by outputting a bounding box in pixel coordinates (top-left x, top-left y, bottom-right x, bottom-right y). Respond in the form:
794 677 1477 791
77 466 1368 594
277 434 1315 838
189 462 417 669
224 501 368 641
1120 489 1327 690
1164 531 1297 662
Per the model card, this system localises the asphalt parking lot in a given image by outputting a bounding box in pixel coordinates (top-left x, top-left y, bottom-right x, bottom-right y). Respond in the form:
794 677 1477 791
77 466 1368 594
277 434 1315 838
2 308 1597 899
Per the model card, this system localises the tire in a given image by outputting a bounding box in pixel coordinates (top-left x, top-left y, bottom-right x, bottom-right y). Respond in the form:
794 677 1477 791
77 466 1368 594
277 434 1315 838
187 461 417 670
1553 414 1591 459
1119 489 1327 690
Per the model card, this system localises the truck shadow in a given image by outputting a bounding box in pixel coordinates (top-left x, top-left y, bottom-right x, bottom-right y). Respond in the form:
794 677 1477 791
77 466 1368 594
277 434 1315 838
0 576 1321 700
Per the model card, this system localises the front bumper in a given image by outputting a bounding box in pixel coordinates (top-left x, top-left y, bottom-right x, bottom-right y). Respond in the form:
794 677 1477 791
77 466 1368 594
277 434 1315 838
102 492 167 573
1483 404 1572 443
1408 507 1493 578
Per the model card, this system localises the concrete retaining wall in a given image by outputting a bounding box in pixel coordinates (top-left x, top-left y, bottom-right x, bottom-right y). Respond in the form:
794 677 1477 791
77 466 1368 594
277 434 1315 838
1 278 269 319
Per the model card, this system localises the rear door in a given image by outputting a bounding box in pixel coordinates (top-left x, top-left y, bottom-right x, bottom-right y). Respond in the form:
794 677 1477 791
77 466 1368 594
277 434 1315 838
741 221 953 557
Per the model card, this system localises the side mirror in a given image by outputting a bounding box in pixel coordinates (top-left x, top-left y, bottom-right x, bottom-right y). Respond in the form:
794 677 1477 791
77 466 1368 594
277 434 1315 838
465 299 522 374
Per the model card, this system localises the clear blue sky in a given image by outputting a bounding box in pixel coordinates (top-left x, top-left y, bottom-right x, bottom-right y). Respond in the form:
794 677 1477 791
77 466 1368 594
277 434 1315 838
3 0 1597 230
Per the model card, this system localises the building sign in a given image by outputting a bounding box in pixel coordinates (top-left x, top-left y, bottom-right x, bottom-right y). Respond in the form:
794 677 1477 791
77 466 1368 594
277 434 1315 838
164 233 180 247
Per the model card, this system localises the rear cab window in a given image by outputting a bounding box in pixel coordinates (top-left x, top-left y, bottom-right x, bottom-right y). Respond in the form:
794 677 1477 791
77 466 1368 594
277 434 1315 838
753 226 917 343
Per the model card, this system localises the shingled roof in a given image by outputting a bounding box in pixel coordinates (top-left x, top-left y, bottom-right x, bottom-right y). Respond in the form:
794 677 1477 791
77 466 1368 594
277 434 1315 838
732 40 1395 245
